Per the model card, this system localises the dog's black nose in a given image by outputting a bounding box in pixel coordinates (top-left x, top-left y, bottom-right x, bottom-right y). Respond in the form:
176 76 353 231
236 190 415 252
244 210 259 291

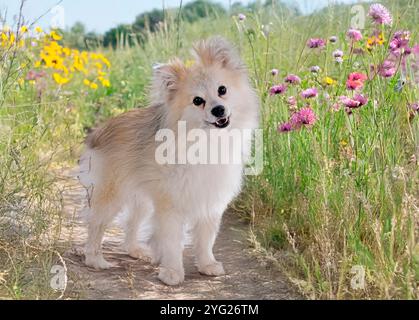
211 105 225 117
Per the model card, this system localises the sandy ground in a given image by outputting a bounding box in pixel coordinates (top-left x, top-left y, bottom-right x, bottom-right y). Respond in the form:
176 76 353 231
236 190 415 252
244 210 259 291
60 170 301 300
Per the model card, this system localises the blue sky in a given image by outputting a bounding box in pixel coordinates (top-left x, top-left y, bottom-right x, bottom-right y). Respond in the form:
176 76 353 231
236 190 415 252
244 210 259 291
0 0 357 33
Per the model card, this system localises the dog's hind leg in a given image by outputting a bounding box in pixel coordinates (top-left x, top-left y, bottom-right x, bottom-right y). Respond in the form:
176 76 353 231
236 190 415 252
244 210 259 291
192 214 225 276
84 185 120 270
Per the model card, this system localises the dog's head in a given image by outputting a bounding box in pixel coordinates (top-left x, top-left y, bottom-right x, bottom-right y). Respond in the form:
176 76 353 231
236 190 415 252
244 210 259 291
151 37 259 130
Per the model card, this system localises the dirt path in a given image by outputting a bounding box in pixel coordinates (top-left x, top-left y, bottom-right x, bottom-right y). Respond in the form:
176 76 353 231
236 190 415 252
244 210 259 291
60 170 300 300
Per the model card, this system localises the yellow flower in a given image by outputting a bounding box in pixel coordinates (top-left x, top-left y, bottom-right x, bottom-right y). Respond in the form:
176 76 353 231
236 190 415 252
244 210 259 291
41 52 64 70
71 49 80 56
50 30 62 41
9 33 15 46
80 51 89 63
90 82 98 90
101 78 111 87
63 47 71 56
34 61 42 68
101 57 111 68
83 79 91 87
20 26 28 34
18 78 24 86
35 26 43 33
73 57 87 74
339 140 348 147
367 33 385 50
53 73 70 85
323 77 337 86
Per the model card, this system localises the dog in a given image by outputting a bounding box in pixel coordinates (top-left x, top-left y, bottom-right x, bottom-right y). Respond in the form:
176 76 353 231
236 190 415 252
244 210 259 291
79 37 259 285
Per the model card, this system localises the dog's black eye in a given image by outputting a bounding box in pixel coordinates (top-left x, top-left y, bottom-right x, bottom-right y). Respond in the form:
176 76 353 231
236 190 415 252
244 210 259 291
218 85 227 96
193 97 205 106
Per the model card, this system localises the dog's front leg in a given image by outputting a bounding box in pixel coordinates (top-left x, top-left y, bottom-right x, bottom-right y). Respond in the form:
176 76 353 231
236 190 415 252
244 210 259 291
193 214 225 276
149 212 185 286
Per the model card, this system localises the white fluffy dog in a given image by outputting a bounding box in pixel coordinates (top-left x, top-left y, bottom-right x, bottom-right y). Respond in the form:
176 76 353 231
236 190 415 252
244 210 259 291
79 37 259 285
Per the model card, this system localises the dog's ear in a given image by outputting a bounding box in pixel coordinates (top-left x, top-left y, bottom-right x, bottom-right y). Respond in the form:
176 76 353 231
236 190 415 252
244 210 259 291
151 58 187 104
192 37 245 72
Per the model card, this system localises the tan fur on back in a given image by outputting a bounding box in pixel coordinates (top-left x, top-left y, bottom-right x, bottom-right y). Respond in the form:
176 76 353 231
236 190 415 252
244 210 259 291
86 106 163 152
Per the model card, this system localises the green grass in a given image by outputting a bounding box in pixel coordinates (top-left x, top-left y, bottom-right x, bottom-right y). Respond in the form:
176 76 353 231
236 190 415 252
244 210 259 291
0 1 418 299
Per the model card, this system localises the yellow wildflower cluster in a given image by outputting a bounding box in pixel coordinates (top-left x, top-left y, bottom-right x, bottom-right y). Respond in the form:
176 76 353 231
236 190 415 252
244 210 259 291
367 32 385 50
31 28 111 89
0 27 25 48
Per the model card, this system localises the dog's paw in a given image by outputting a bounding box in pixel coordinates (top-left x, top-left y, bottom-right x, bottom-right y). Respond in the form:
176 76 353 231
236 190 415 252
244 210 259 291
85 255 115 270
198 261 225 276
158 267 184 286
127 245 152 262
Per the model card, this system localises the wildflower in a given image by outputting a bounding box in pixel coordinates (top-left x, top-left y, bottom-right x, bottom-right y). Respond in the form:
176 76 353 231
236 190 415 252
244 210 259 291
347 28 363 42
367 32 385 50
20 26 28 34
332 103 341 112
100 78 111 87
271 68 279 76
329 36 337 43
83 79 91 87
53 72 70 85
333 49 344 58
35 26 43 33
278 122 293 133
340 94 368 109
323 77 337 86
301 88 318 99
26 70 46 81
409 102 419 112
238 13 246 21
101 56 111 68
287 96 297 106
284 74 301 85
310 65 321 73
269 84 287 95
291 107 316 128
389 31 410 56
368 3 392 25
335 57 344 64
307 38 326 49
8 33 15 46
378 60 396 78
50 30 62 41
340 140 348 147
346 72 367 90
90 82 98 90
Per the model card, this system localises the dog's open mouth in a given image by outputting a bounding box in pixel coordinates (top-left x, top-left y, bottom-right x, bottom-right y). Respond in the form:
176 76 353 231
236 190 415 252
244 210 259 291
212 117 230 128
